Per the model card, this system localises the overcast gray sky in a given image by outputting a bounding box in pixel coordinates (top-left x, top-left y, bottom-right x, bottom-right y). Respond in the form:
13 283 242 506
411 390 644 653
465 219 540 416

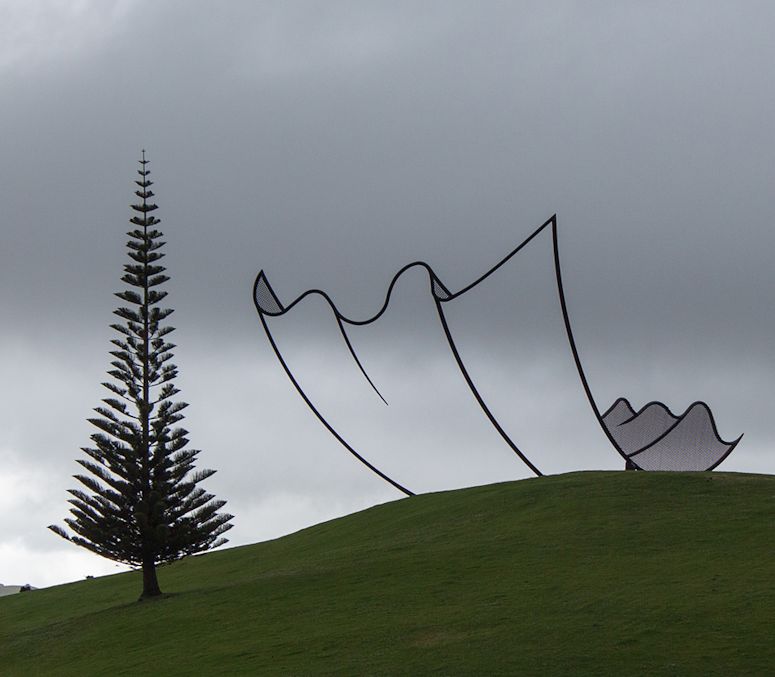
1 0 773 587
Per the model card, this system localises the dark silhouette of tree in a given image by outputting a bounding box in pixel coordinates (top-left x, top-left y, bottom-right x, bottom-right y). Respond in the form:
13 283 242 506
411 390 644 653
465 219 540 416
50 152 233 599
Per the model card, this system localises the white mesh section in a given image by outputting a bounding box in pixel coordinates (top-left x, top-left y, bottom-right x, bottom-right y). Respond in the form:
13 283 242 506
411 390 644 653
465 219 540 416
255 276 284 314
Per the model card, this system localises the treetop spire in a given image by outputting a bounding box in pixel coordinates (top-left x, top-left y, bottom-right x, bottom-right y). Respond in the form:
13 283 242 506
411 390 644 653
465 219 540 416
131 152 159 224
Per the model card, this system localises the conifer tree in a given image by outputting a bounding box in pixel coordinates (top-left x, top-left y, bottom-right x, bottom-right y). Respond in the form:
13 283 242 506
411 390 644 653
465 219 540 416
50 152 233 599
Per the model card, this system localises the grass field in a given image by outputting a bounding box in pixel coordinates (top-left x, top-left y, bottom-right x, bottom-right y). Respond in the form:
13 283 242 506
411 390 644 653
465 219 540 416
2 471 774 675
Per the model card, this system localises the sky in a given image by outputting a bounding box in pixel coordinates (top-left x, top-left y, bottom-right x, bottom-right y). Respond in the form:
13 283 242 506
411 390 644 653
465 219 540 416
1 0 773 588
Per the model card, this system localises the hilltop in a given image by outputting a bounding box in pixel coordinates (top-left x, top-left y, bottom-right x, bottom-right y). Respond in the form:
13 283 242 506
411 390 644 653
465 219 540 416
1 471 773 675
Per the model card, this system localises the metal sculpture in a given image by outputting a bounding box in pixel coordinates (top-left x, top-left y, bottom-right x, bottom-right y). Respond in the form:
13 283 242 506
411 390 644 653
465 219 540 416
254 215 741 494
601 398 740 471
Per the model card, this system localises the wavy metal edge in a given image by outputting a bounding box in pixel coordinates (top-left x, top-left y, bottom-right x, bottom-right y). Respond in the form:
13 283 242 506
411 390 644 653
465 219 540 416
254 213 740 492
253 216 556 492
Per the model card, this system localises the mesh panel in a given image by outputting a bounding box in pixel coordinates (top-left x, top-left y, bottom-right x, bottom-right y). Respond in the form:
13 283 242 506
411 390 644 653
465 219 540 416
603 399 735 471
255 274 284 314
432 278 451 300
630 403 733 471
602 399 636 427
607 403 678 454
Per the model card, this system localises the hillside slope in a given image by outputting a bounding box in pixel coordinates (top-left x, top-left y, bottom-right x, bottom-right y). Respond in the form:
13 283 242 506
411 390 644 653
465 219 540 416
2 471 774 675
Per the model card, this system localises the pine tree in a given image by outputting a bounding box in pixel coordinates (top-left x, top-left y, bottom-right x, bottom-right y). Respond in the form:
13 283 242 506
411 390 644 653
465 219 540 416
50 152 233 599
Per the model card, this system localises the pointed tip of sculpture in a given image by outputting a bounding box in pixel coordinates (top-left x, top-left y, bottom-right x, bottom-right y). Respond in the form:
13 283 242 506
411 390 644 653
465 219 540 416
254 270 285 315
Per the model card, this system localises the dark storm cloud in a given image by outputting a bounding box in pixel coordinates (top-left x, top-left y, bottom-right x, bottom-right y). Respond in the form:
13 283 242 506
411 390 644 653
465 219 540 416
1 1 773 585
2 1 773 338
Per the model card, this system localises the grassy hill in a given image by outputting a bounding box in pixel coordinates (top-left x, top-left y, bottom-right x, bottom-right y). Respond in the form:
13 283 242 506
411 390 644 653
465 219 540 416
2 471 774 675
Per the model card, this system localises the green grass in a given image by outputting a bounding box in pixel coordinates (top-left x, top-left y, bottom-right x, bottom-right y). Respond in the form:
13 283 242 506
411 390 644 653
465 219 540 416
2 471 774 675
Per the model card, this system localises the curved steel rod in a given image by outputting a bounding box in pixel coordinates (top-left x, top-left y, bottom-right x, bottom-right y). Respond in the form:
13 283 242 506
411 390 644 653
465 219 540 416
446 216 554 300
258 215 556 324
550 216 643 469
255 271 387 404
705 434 743 471
256 303 415 497
616 400 678 427
433 296 543 476
335 317 389 406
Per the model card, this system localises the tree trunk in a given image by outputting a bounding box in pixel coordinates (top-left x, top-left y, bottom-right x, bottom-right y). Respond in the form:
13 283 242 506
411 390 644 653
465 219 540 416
140 556 162 599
